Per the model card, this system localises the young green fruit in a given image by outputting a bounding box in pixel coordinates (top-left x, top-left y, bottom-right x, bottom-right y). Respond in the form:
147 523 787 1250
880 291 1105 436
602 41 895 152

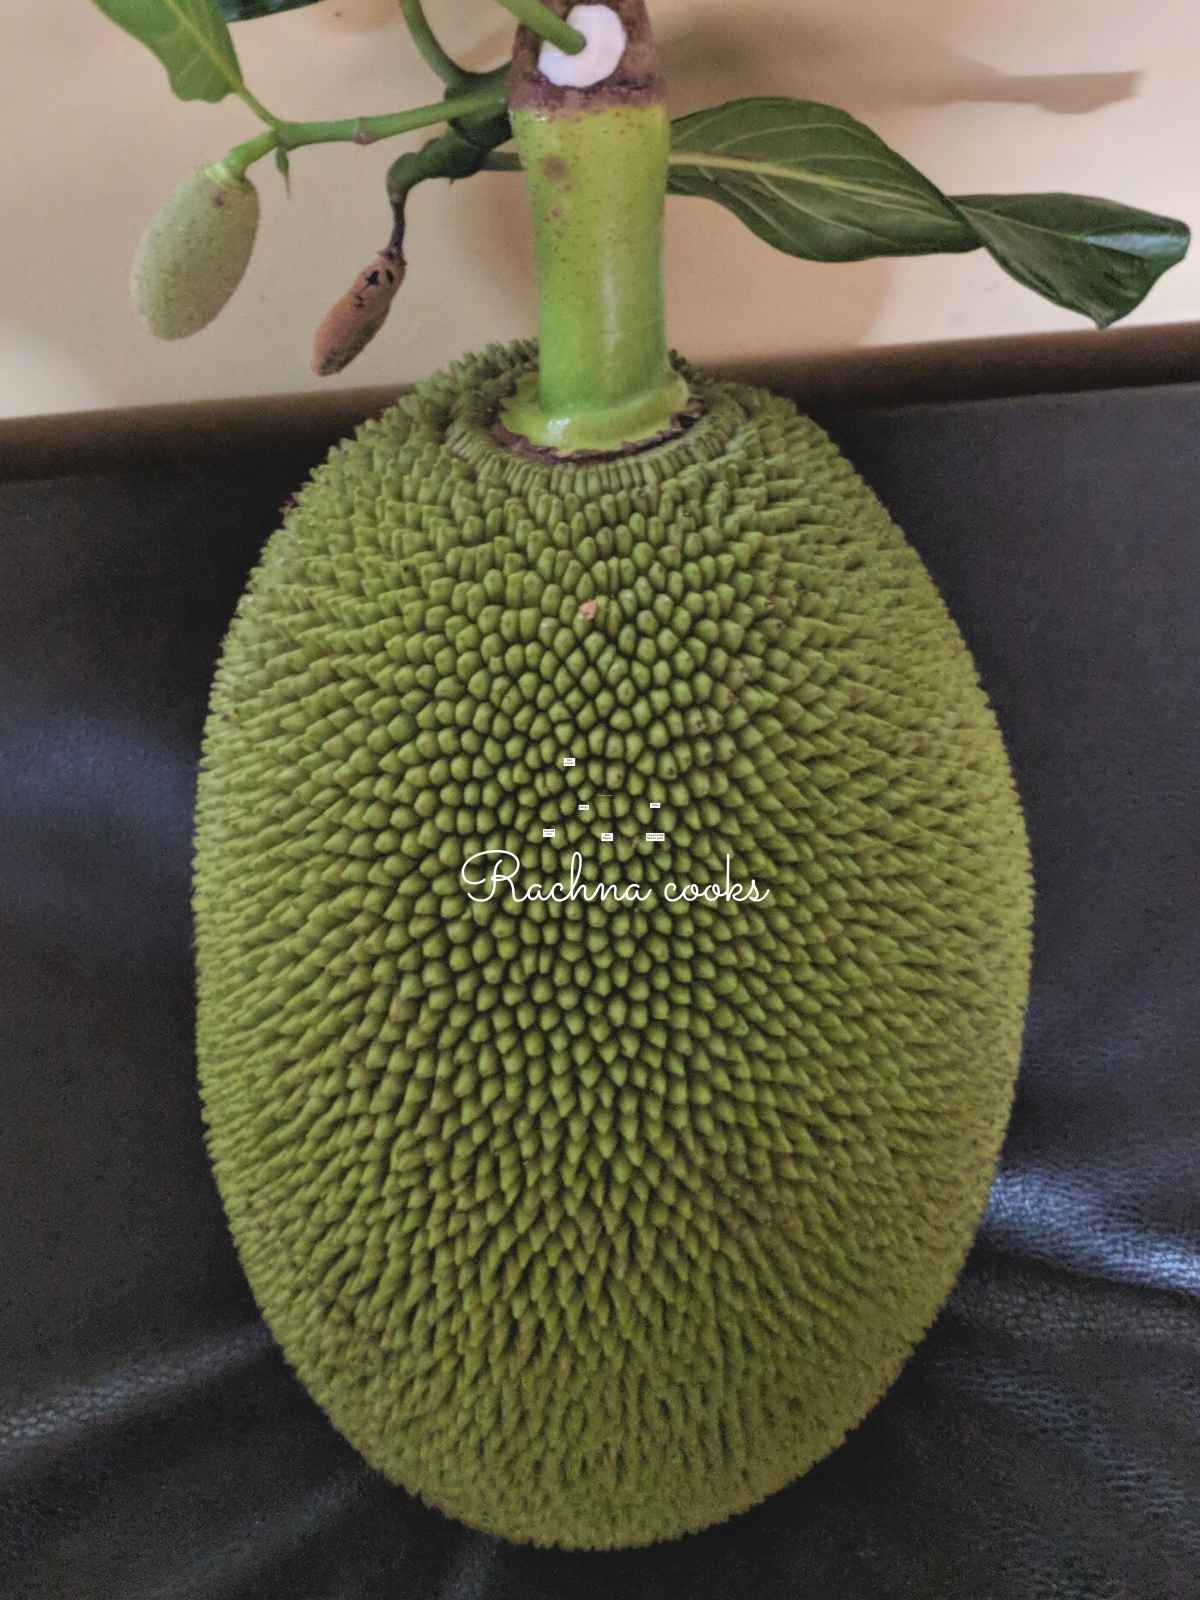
194 341 1032 1551
131 165 259 340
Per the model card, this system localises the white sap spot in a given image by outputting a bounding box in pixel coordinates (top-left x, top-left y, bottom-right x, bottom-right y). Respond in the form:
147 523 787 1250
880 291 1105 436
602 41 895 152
539 5 627 89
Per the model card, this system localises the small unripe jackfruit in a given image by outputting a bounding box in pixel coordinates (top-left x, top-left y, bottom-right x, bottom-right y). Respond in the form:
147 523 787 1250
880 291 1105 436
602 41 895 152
195 342 1032 1550
131 165 259 339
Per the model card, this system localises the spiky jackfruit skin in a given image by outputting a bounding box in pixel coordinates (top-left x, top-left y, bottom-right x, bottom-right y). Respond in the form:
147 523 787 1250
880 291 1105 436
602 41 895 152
194 341 1032 1549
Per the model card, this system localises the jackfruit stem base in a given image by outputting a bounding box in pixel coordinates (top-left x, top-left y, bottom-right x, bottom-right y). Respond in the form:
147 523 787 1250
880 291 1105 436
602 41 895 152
499 8 686 456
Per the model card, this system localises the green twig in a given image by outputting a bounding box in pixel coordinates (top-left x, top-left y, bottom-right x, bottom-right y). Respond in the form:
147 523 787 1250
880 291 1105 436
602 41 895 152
280 86 508 149
224 84 510 178
399 0 470 89
492 0 586 54
224 130 279 181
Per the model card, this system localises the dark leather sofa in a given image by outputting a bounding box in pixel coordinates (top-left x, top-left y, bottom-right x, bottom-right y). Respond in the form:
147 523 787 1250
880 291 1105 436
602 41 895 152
3 355 1198 1598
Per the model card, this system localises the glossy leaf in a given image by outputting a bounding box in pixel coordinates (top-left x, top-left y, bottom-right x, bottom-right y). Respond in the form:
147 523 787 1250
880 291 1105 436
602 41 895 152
217 0 321 18
92 0 243 102
951 194 1191 328
666 98 1190 326
668 97 975 262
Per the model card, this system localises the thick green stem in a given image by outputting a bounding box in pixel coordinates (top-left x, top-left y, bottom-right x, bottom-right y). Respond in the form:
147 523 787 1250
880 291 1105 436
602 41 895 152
500 2 688 454
399 0 470 88
493 0 586 54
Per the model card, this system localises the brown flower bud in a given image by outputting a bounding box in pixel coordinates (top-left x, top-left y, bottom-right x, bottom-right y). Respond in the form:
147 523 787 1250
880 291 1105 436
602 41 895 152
311 251 406 377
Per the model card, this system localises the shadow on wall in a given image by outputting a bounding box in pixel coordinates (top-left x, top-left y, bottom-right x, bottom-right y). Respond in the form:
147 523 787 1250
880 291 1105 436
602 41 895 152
656 9 1140 119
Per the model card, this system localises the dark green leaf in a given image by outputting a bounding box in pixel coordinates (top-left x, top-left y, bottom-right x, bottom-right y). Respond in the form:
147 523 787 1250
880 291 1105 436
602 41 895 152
951 194 1191 328
218 0 321 18
274 144 292 193
668 97 975 262
92 0 243 102
663 99 1191 324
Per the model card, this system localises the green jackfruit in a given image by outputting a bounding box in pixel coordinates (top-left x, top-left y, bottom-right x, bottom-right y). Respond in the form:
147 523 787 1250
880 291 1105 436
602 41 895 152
131 165 259 340
194 341 1032 1549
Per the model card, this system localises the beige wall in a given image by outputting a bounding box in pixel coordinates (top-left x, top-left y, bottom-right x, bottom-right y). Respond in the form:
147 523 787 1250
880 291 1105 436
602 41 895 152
3 0 1197 419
